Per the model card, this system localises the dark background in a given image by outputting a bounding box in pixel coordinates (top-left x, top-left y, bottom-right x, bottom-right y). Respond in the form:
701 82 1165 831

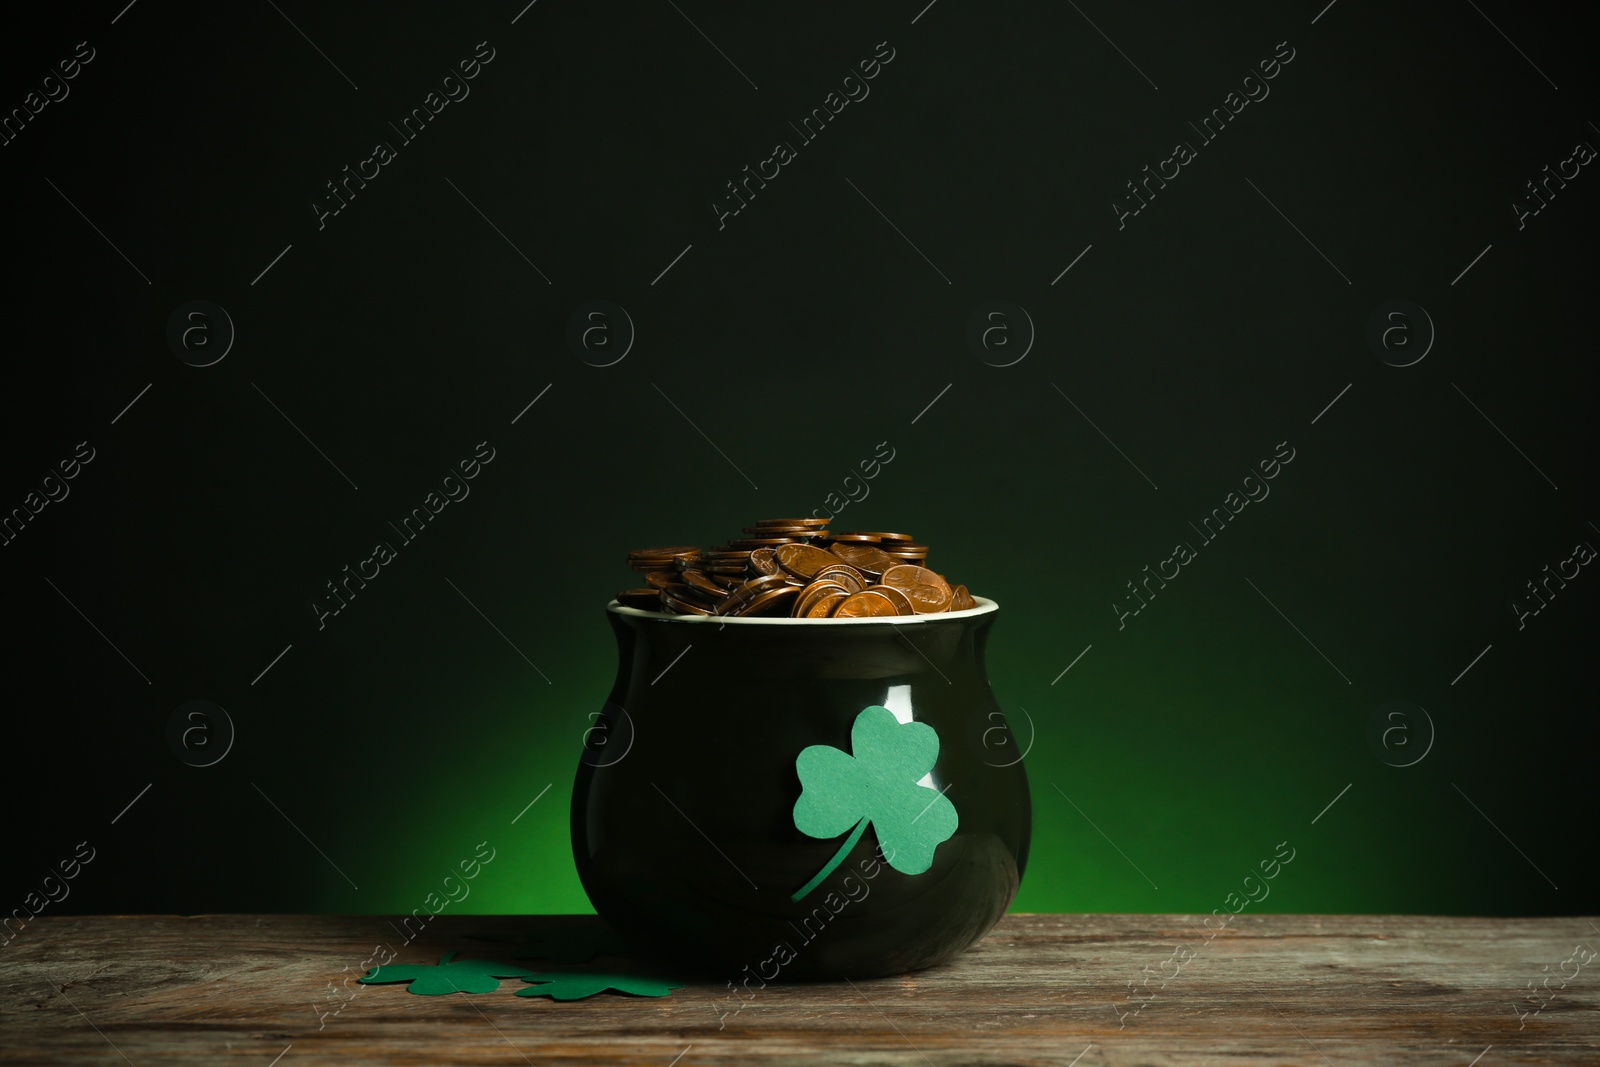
3 0 1594 921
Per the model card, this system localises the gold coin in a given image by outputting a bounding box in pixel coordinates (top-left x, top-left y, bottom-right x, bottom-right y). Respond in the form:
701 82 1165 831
831 590 900 617
774 542 840 580
810 563 865 593
880 564 953 613
616 588 662 609
683 570 730 597
674 580 722 607
873 584 918 615
737 585 799 616
755 517 830 528
826 542 901 578
714 574 792 615
660 587 712 615
950 584 977 611
628 545 700 561
792 579 849 617
807 592 850 617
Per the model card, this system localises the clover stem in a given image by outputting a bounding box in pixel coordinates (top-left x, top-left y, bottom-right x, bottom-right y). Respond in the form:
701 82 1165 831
791 817 869 902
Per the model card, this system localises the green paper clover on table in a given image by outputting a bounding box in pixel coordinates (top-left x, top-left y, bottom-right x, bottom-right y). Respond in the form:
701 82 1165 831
514 973 683 1000
791 704 958 901
357 952 534 995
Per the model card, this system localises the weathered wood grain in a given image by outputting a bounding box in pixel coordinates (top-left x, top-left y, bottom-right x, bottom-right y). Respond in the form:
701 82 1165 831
2 914 1596 1065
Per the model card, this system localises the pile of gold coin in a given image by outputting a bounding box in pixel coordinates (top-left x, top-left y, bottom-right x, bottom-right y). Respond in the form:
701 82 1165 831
616 518 978 618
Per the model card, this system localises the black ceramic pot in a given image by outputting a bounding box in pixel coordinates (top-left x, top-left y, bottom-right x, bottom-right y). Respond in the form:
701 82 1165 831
570 597 1031 980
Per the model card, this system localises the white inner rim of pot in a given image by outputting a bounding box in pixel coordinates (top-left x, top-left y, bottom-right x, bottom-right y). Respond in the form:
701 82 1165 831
607 595 998 625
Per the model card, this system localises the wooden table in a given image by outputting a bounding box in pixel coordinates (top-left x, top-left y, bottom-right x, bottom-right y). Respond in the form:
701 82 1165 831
4 914 1596 1064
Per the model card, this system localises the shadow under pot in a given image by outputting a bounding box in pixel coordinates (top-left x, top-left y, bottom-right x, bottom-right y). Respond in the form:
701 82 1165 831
570 596 1031 980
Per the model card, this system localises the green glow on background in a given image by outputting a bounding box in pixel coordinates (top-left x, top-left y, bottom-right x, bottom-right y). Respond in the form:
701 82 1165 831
305 548 1561 919
10 0 1592 923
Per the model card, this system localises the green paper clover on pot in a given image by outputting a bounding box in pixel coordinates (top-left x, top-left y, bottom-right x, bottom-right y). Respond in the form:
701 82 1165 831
356 952 534 995
791 704 958 901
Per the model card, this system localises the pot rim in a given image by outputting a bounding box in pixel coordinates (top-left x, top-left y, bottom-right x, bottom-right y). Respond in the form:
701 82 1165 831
607 594 998 625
